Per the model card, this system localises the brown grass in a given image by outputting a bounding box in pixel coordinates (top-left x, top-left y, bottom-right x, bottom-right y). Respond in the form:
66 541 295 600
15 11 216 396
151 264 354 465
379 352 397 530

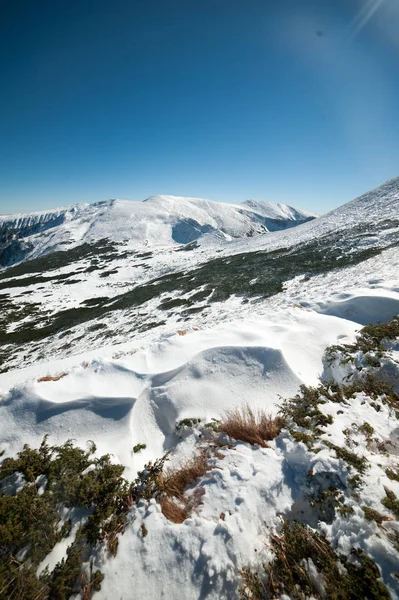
219 405 284 447
159 497 188 524
37 372 68 382
159 451 210 523
162 451 209 499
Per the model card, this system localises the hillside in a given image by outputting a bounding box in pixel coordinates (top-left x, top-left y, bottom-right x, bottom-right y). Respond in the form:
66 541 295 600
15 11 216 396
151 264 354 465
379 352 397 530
0 178 398 599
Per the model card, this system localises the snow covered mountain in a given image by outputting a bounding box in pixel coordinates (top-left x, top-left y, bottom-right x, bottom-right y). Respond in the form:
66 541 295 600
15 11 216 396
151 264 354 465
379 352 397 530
0 195 314 268
0 178 398 599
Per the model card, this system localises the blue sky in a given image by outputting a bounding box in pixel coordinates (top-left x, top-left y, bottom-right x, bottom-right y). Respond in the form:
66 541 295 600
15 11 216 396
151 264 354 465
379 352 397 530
1 0 398 214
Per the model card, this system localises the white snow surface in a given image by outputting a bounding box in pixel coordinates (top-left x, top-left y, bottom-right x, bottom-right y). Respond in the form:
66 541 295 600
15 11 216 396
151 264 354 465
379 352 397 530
0 310 358 473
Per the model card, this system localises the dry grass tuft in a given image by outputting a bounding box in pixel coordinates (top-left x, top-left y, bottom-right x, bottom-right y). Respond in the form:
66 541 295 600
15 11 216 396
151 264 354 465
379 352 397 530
162 452 209 499
37 372 68 382
158 452 210 523
219 405 284 447
177 329 188 336
159 497 188 524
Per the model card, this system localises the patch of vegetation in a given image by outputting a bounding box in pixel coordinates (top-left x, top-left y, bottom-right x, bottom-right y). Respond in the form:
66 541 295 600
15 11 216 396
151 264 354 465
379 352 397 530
357 422 375 447
290 431 315 447
130 453 170 503
358 317 399 354
325 442 368 476
342 374 399 415
160 451 210 523
326 317 399 368
175 418 202 431
338 505 355 518
386 467 399 482
87 322 107 332
358 422 374 438
133 443 146 454
99 269 118 278
204 418 221 432
362 506 389 525
0 270 75 291
129 449 211 524
240 520 390 599
281 384 334 448
0 437 132 599
135 251 153 259
0 239 119 281
382 487 399 519
81 297 110 306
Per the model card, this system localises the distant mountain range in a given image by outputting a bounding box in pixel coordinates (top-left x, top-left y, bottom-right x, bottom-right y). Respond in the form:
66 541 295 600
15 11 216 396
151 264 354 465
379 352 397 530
0 196 315 268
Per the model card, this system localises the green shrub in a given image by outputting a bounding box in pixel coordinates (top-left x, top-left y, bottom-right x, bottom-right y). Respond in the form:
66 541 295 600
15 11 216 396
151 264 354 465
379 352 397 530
0 437 132 599
240 520 390 599
133 443 147 453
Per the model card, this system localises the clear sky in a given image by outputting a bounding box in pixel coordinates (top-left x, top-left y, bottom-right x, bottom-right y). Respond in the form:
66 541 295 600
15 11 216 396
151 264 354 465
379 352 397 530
1 0 398 215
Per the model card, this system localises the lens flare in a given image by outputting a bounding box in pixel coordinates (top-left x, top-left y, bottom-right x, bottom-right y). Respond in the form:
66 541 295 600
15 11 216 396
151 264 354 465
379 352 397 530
351 0 384 37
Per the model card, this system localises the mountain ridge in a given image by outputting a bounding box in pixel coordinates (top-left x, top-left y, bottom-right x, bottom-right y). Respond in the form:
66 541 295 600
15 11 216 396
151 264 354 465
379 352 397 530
0 195 315 268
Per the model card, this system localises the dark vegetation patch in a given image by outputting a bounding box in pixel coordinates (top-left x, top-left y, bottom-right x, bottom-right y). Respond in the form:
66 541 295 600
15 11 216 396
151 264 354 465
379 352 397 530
326 316 399 366
386 467 399 482
324 442 368 476
132 443 146 454
325 318 399 417
84 264 102 273
87 322 107 332
362 506 391 525
175 418 202 431
0 271 75 291
135 251 153 259
81 297 110 307
0 239 118 280
382 488 399 519
240 520 390 599
0 437 131 599
281 383 336 448
99 269 118 278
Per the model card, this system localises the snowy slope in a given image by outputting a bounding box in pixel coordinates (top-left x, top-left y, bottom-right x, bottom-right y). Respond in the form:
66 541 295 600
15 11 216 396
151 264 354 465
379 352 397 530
229 176 399 256
0 177 399 599
0 178 397 375
0 195 314 268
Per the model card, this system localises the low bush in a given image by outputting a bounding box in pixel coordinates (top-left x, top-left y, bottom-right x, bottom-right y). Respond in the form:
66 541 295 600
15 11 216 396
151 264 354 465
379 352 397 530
133 443 146 454
240 520 390 599
0 437 131 599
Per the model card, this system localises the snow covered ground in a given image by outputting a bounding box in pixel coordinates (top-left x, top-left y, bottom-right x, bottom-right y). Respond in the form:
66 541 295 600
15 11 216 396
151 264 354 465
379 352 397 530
0 178 399 599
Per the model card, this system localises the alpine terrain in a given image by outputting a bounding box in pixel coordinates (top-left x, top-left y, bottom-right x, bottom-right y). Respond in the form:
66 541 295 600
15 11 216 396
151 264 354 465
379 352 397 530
0 179 398 599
